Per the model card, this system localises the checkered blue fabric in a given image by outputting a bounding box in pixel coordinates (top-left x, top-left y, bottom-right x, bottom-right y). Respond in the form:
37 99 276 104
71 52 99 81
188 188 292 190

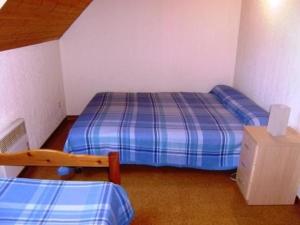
63 91 264 170
0 178 134 225
210 85 269 126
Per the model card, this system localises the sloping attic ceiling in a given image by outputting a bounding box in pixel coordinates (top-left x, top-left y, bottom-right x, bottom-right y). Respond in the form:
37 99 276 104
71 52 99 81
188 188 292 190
0 0 91 52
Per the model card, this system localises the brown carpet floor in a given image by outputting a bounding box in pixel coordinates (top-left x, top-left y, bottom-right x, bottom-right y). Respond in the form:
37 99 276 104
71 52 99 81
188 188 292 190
20 118 300 225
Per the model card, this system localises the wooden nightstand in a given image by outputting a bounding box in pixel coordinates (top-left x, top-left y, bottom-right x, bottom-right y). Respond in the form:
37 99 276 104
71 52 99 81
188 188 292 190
237 126 300 205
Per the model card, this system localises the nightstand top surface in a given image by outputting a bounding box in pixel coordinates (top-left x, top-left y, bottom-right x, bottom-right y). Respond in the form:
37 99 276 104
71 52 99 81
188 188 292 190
244 126 300 146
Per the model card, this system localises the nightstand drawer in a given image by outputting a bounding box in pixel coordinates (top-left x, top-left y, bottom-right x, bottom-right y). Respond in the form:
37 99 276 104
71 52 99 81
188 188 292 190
237 164 251 199
239 132 257 169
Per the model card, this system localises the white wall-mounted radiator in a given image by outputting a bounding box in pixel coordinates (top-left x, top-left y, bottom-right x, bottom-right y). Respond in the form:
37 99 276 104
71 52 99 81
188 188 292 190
0 118 29 177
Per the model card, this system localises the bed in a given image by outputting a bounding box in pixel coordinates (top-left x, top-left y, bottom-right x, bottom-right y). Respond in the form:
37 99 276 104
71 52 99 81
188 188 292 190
0 178 133 225
63 85 269 171
0 150 134 225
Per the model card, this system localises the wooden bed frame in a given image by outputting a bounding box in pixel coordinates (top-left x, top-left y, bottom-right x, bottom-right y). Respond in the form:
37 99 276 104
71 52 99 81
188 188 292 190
0 149 121 184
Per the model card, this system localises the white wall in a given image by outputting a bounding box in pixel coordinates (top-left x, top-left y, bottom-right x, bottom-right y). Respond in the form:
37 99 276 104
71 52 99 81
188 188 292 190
0 41 66 148
60 0 242 115
234 0 300 130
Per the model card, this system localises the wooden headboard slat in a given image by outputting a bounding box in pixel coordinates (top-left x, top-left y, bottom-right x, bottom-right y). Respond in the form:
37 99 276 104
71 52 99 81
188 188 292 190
0 149 121 184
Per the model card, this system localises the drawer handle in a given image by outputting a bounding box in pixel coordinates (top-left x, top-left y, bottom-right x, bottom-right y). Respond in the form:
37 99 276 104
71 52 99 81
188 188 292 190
241 161 247 168
244 143 250 150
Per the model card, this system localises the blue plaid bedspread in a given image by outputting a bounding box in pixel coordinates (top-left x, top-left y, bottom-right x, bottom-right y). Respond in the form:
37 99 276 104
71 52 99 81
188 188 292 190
0 178 134 225
64 91 257 170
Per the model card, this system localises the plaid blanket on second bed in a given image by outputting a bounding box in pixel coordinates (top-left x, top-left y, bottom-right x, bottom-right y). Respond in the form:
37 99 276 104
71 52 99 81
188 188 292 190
0 178 134 225
64 92 247 170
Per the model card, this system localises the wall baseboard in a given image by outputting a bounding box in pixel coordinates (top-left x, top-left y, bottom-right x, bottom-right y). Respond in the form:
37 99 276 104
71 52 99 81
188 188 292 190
41 117 68 148
41 116 79 148
66 115 79 121
41 115 79 148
